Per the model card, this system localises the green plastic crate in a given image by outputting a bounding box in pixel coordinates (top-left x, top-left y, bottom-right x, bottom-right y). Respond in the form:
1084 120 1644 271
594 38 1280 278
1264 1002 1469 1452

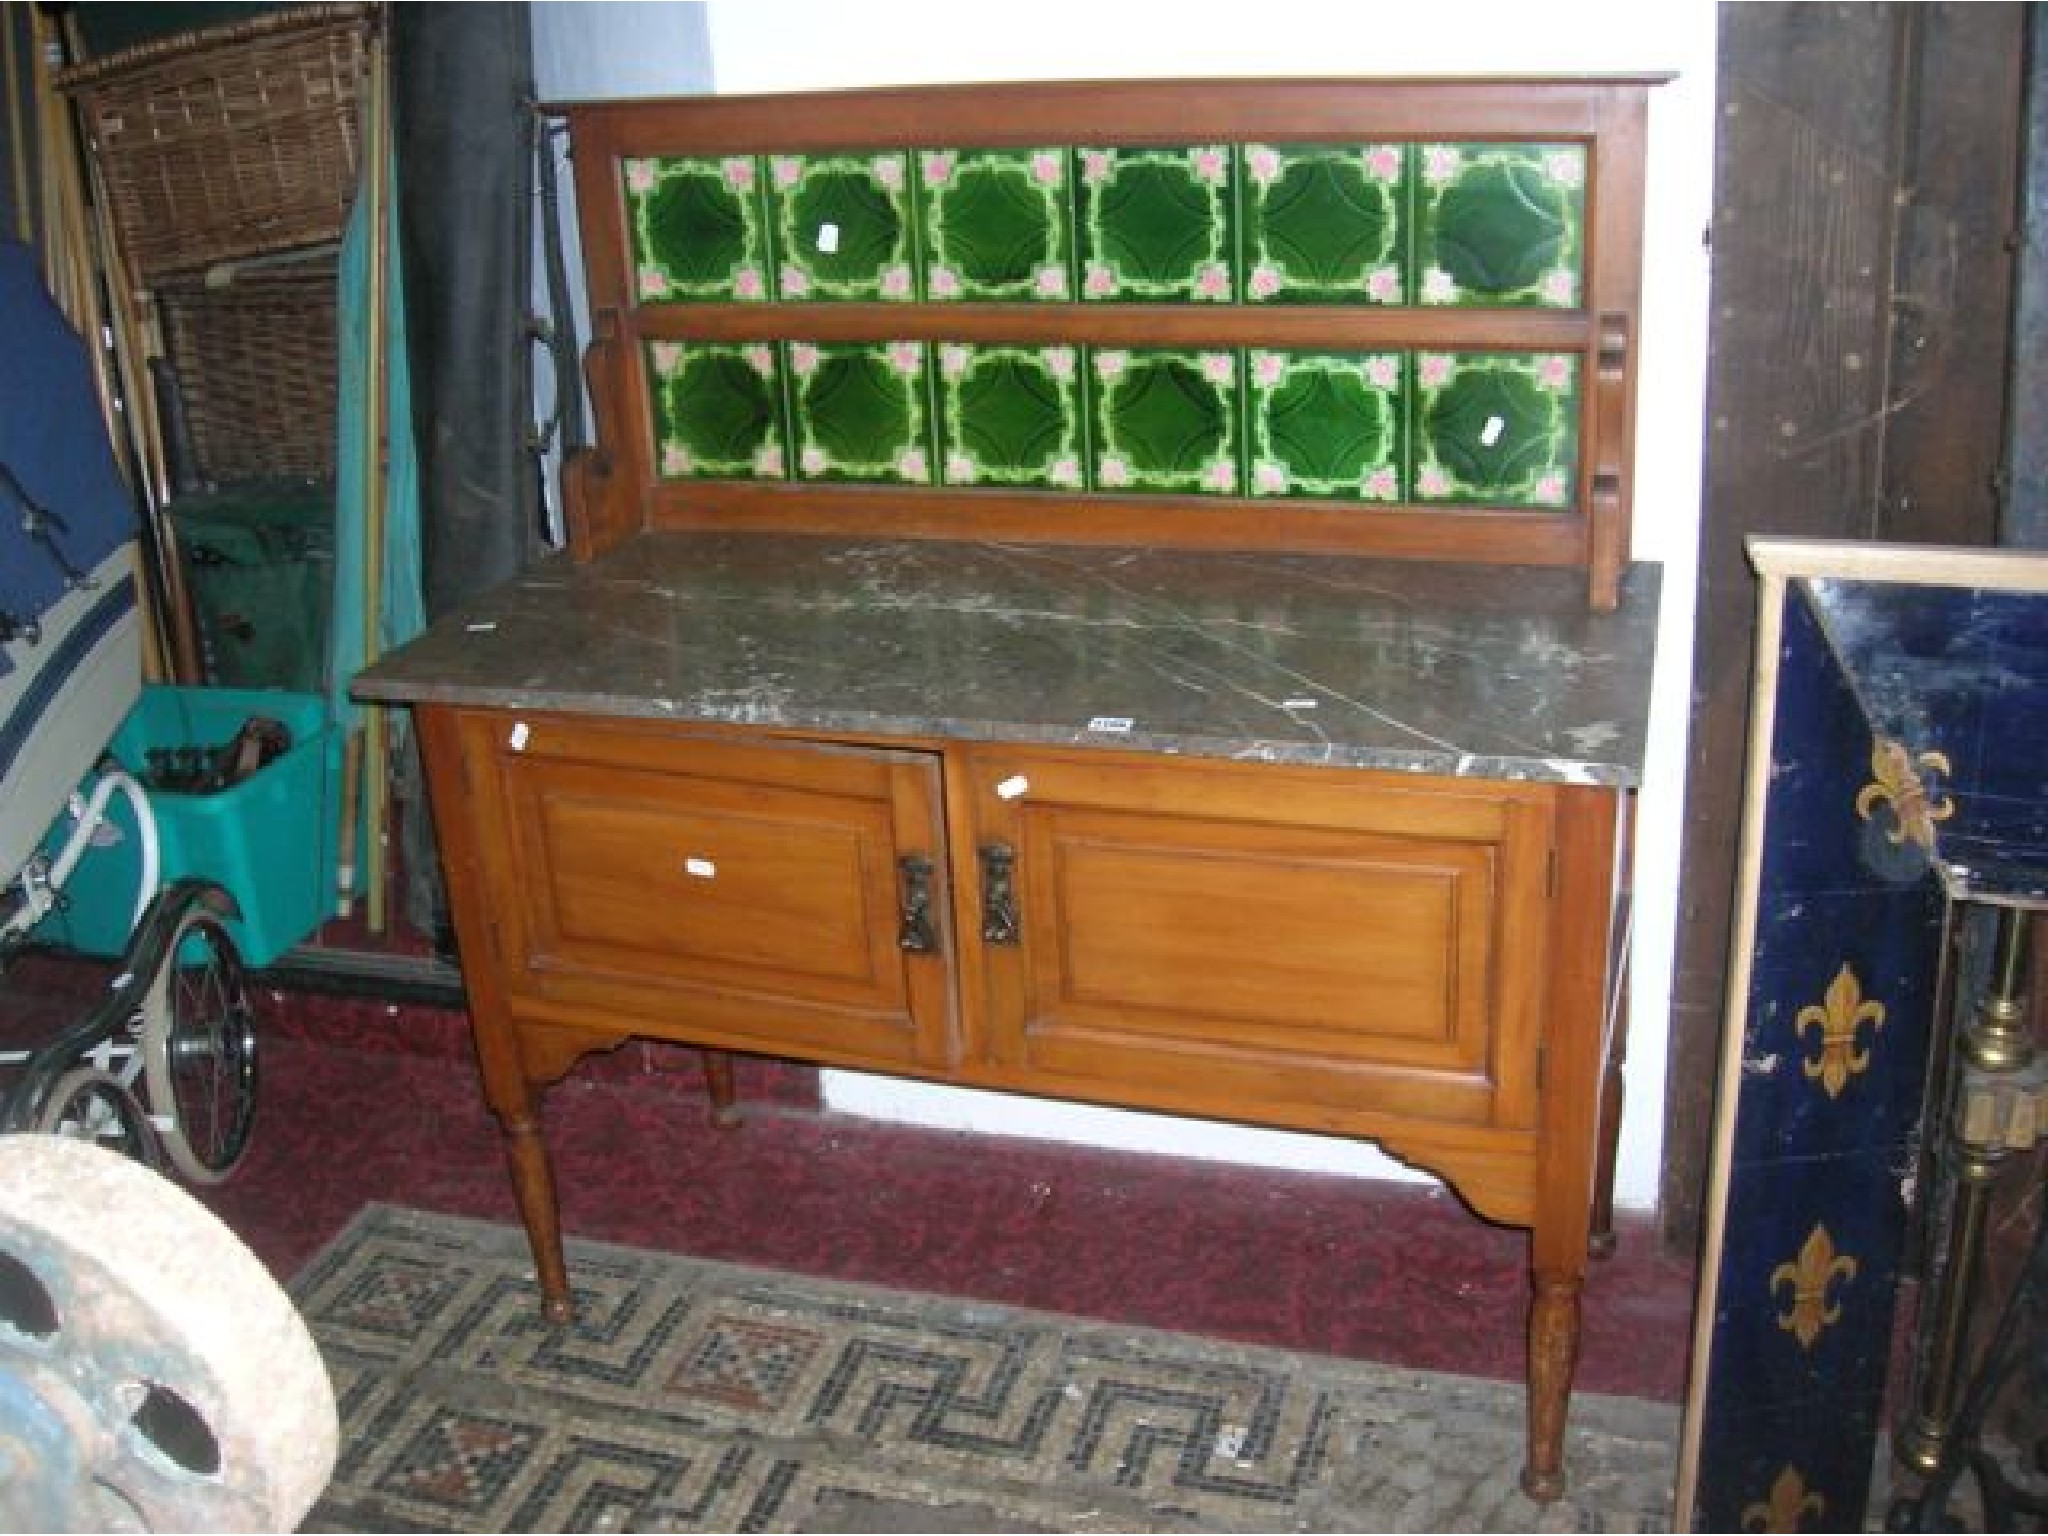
35 685 337 967
173 483 334 694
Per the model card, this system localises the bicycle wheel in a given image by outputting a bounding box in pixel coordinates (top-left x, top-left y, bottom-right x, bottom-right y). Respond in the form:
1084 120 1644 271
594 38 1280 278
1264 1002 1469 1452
34 1068 162 1170
139 904 258 1184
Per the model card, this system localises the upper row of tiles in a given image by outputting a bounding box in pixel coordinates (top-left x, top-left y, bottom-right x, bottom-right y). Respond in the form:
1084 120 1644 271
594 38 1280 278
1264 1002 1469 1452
623 141 1587 309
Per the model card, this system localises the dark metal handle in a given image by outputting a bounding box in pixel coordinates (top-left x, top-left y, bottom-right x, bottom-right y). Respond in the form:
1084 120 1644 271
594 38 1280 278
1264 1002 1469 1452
979 842 1019 945
897 854 936 953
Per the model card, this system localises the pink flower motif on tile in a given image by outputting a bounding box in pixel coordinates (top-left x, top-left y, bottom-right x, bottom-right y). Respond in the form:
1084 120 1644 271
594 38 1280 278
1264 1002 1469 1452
1045 347 1076 381
1081 150 1115 185
781 266 809 298
1418 464 1453 498
1200 352 1234 386
1252 352 1285 388
1255 462 1289 495
1365 146 1403 182
1095 350 1129 382
734 267 766 301
881 265 913 298
639 269 669 298
1542 150 1584 188
1084 263 1118 298
755 445 786 478
874 155 905 191
1098 455 1131 487
1050 456 1082 487
930 266 962 298
946 451 977 483
791 343 821 376
1365 356 1400 391
1421 268 1458 304
1191 146 1228 184
650 342 682 374
1204 461 1237 493
1031 151 1064 186
1366 267 1401 303
1248 264 1283 300
801 446 829 475
898 447 929 482
663 444 691 475
626 160 657 194
888 341 922 375
772 157 803 189
723 158 755 191
1418 354 1455 388
1035 265 1069 298
923 152 955 187
1423 146 1462 185
940 344 972 380
1247 146 1282 186
1540 270 1577 307
1363 467 1399 500
1195 263 1231 301
1538 354 1575 391
744 345 775 376
1533 471 1569 505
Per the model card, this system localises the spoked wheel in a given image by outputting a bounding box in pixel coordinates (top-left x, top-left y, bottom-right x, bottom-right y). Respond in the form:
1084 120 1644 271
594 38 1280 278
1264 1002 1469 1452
33 1070 161 1171
0 1134 337 1531
137 905 258 1185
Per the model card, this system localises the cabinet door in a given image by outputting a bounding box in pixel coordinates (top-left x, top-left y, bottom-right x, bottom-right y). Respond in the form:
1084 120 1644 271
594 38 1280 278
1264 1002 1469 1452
452 710 955 1070
956 748 1557 1133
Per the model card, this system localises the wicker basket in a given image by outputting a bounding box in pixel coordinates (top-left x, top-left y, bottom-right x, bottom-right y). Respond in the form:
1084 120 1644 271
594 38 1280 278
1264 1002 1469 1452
157 261 340 484
59 5 374 285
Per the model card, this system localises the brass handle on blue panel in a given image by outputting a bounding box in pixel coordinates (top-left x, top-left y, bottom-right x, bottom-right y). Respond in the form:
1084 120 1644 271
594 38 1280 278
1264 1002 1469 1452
979 842 1019 945
897 854 937 953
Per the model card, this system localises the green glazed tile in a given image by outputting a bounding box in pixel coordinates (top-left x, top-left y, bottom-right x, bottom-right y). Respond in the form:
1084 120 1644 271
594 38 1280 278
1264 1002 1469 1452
936 344 1086 488
1077 146 1235 303
1243 145 1407 305
790 341 935 483
1416 144 1586 307
1247 351 1403 500
1413 352 1579 506
769 153 917 301
625 156 772 303
919 149 1074 302
1091 348 1241 494
647 341 788 479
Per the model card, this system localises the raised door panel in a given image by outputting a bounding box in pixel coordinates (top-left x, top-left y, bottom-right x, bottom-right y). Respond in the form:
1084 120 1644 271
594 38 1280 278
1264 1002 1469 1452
455 711 954 1069
957 749 1555 1132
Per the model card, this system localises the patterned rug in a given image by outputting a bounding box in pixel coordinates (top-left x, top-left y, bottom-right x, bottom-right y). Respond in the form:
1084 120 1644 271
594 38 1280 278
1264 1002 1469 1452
290 1205 1679 1533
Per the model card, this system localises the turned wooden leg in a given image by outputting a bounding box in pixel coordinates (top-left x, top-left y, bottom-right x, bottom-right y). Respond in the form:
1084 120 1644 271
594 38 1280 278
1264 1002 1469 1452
702 1048 742 1126
499 1108 574 1323
1521 1270 1583 1503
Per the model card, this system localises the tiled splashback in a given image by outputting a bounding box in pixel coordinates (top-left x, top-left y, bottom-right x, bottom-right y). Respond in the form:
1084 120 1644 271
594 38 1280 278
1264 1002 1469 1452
648 340 1579 506
626 142 1586 308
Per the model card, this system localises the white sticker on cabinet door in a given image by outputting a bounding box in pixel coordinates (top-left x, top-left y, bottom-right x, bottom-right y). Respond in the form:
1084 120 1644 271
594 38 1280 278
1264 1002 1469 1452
508 722 530 752
995 775 1030 800
684 857 717 879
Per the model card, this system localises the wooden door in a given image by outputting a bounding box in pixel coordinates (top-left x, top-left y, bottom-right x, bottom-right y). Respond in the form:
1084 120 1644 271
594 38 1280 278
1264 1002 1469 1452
449 709 956 1070
955 747 1557 1139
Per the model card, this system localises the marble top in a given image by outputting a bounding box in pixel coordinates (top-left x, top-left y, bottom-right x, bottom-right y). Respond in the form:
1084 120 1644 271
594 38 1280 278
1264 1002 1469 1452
354 533 1663 787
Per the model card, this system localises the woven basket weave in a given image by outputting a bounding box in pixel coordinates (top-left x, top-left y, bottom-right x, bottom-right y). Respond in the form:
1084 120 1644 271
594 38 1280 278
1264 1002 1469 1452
157 261 340 483
59 5 374 285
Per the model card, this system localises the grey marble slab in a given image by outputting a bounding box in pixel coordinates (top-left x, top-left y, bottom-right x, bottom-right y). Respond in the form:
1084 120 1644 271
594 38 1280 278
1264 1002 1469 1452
354 533 1663 787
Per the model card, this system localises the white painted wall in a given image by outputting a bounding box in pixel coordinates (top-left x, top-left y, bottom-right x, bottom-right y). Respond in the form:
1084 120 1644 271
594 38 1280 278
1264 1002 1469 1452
531 1 1719 1214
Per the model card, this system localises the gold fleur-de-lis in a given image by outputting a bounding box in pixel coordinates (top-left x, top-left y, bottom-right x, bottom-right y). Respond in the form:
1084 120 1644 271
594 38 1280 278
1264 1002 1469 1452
1770 1224 1859 1349
1742 1464 1827 1532
1854 737 1954 849
1795 963 1886 1099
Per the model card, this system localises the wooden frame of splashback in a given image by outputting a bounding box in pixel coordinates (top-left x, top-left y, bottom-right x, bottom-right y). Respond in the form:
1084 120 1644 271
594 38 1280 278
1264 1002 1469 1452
553 75 1665 609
